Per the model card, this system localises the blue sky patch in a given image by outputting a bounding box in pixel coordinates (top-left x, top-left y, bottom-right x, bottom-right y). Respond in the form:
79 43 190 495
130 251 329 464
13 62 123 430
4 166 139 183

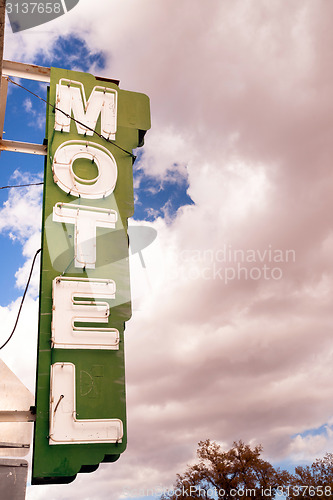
133 164 194 221
36 34 106 73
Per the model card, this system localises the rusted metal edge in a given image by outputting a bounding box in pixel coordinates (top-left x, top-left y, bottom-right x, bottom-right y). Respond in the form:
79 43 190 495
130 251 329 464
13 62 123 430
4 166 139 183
0 410 36 422
3 60 50 82
0 139 47 155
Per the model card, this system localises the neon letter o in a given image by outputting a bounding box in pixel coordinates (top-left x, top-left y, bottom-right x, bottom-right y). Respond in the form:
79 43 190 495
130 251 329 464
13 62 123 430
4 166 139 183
52 140 117 199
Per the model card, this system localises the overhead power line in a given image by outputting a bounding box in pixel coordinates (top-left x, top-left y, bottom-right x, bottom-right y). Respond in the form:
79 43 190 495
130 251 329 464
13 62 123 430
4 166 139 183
0 182 44 190
0 248 41 351
6 77 137 160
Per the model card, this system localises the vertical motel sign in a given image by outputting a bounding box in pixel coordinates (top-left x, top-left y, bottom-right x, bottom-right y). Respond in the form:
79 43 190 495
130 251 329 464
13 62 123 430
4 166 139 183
32 67 150 484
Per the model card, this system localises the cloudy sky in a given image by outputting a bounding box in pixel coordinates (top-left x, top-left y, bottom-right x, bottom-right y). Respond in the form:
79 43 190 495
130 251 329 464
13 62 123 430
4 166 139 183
1 0 333 498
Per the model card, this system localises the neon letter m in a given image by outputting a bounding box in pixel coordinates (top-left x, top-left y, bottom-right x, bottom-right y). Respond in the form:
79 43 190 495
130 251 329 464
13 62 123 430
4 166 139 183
54 79 117 139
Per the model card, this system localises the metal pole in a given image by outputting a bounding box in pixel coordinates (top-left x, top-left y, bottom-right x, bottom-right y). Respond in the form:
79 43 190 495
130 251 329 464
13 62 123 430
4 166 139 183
0 0 6 143
0 13 29 500
0 1 5 76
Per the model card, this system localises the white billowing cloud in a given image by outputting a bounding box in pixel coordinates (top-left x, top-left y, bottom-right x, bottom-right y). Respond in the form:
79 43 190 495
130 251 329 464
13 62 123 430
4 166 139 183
135 127 190 181
288 425 333 464
0 171 42 243
2 1 333 499
0 295 38 393
14 229 42 295
0 171 43 294
23 98 33 112
0 172 41 395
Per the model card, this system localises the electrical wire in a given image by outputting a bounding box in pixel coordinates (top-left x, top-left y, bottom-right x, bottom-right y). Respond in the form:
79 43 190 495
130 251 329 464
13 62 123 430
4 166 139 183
0 182 44 190
0 248 41 350
6 77 137 160
0 76 136 347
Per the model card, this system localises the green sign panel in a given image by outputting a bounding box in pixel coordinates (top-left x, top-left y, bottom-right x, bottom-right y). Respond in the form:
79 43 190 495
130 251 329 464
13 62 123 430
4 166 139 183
32 67 150 484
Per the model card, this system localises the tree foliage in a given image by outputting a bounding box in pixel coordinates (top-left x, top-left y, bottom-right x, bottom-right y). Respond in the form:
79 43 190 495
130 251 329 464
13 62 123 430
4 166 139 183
163 440 333 500
162 440 291 500
287 453 333 500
